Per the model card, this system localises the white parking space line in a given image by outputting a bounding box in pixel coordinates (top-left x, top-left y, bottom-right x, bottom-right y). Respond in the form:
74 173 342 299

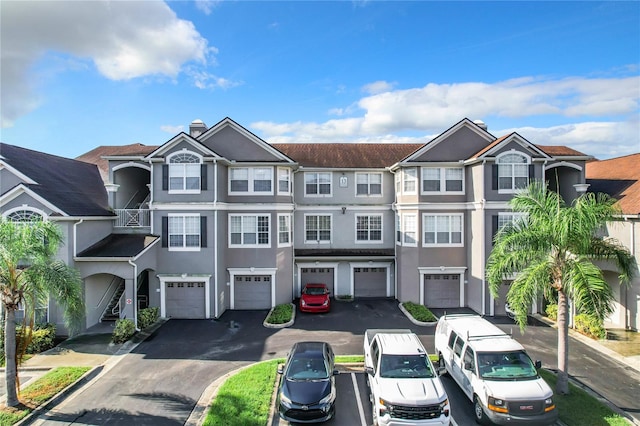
350 372 367 426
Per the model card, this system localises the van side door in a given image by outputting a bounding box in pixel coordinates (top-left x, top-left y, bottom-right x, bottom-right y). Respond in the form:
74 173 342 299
459 345 475 399
450 334 466 387
443 330 458 372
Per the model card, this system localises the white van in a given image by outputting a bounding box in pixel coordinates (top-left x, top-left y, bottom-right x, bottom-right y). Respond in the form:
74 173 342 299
434 314 557 425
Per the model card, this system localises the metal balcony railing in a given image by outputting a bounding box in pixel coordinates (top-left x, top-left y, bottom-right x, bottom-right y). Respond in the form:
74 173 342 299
115 209 150 228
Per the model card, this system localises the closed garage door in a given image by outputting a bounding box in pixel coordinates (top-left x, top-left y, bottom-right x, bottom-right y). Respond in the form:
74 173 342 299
166 282 205 318
300 268 334 295
354 267 387 297
234 276 271 309
424 274 460 308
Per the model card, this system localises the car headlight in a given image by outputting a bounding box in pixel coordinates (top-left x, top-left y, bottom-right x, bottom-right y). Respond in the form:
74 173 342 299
279 392 293 408
322 299 329 306
488 396 508 413
301 299 306 306
544 397 556 412
319 387 336 405
439 398 450 417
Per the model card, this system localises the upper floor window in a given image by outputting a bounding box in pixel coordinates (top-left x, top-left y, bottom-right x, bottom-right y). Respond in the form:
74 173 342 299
229 167 273 195
421 167 464 193
6 209 44 222
403 168 417 194
165 214 203 251
496 152 531 193
356 173 382 196
167 151 202 193
423 214 463 246
278 213 292 247
277 168 291 195
396 214 401 244
493 212 527 243
356 214 382 242
305 214 331 243
402 213 417 246
305 172 332 196
230 214 270 247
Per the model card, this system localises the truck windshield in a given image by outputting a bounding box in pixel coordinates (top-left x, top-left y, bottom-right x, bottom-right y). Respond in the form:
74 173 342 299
477 351 538 380
379 354 434 379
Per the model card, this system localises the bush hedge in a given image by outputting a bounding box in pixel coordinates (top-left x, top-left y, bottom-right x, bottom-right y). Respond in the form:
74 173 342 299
0 323 57 365
137 307 159 330
112 318 136 343
574 314 606 339
545 304 558 321
266 304 293 324
402 302 437 322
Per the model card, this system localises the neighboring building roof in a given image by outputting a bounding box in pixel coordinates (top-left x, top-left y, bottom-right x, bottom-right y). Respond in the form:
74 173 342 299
77 143 159 182
272 143 423 168
536 145 589 157
76 234 159 258
0 142 113 217
586 153 640 215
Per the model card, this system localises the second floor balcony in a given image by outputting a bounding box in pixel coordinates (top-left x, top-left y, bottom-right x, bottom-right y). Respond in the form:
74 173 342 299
115 209 150 229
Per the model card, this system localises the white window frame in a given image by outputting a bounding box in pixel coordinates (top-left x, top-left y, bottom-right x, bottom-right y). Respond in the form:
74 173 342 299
277 167 291 195
355 214 383 243
167 151 202 194
229 214 271 248
3 206 47 221
168 213 201 251
402 213 418 247
421 167 464 194
277 213 292 247
304 172 332 197
497 151 531 194
355 172 383 197
498 212 527 230
304 214 332 244
402 168 417 194
422 213 464 247
396 214 402 245
228 167 274 195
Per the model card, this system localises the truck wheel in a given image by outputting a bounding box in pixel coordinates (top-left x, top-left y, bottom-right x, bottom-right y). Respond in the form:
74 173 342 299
371 403 378 426
473 396 489 425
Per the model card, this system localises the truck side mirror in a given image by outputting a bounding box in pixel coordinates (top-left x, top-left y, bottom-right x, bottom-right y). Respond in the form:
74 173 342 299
277 366 284 375
365 366 374 375
535 360 542 369
333 369 340 376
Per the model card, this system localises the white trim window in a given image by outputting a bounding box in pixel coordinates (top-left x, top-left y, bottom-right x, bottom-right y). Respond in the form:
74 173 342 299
229 214 271 247
168 151 201 193
423 214 463 246
498 212 527 231
497 152 530 193
356 172 382 196
278 213 292 247
421 167 464 193
304 172 332 196
305 214 331 243
403 168 417 194
395 172 401 195
277 167 291 195
356 214 382 242
402 213 418 246
168 214 201 251
5 208 45 222
396 214 401 245
229 167 273 195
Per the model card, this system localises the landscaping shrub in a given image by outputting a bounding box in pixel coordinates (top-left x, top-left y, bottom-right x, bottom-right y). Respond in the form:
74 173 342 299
137 307 159 330
574 314 606 339
545 304 558 321
402 302 437 322
0 322 56 365
266 303 293 324
112 318 136 343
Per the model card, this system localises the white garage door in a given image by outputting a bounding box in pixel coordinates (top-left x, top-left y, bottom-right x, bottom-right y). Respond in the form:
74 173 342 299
300 268 334 295
424 274 460 308
354 267 387 298
234 276 271 310
165 282 205 319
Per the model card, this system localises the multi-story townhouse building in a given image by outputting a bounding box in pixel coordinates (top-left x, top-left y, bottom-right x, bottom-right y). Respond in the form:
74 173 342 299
1 117 599 334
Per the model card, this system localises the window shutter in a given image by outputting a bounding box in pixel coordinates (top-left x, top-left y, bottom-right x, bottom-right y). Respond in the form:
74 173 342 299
529 164 535 180
492 164 498 190
200 216 207 247
162 165 169 190
201 164 207 190
162 216 168 247
492 215 499 245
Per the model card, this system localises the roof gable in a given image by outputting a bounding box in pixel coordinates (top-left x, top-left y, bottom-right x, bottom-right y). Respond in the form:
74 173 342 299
586 153 640 215
473 132 550 160
145 133 220 159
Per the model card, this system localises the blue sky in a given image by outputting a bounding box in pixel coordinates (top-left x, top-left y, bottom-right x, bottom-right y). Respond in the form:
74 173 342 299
1 1 639 160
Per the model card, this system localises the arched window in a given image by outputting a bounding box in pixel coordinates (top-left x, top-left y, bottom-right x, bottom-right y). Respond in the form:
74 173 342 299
497 152 531 192
6 209 44 223
166 151 203 193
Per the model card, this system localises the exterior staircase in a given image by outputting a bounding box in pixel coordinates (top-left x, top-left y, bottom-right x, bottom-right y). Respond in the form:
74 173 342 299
101 279 125 323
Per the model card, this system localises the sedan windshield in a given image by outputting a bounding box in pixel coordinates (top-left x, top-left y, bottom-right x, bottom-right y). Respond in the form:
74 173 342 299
286 356 330 380
303 286 326 295
477 351 538 380
379 354 434 378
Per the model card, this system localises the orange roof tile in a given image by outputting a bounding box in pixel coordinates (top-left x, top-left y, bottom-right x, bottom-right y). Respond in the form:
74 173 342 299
586 153 640 215
77 143 158 182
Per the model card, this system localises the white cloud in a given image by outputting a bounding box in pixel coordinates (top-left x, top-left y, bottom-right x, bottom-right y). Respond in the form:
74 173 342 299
195 0 221 15
160 125 185 134
362 80 396 95
0 1 214 127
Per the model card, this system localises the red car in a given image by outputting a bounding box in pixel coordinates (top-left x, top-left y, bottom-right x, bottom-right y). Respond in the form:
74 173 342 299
299 283 331 313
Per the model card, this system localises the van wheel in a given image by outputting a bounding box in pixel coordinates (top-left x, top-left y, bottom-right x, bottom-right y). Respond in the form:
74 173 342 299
474 395 489 425
371 403 378 426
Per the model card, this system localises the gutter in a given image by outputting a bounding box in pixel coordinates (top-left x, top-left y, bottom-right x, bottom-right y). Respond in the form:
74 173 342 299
129 259 139 331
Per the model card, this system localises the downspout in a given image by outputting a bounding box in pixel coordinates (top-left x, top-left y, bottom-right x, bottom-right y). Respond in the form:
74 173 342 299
481 159 487 316
291 168 299 300
388 167 399 300
128 259 138 330
73 219 84 257
213 159 218 318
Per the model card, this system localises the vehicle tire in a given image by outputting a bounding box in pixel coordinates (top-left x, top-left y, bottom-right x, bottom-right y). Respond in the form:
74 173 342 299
474 395 489 425
371 402 378 426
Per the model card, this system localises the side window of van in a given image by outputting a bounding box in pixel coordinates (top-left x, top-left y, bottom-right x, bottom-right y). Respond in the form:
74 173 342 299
463 346 475 371
447 331 458 350
453 336 464 358
372 341 380 373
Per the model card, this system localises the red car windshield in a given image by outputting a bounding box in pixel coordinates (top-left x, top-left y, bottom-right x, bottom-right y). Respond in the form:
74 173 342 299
303 286 326 295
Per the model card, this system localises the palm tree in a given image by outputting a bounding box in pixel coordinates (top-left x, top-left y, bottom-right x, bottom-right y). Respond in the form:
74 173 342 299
486 181 636 395
0 218 84 407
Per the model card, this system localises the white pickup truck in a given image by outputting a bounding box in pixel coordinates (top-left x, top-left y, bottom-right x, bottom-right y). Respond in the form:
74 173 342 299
364 329 450 426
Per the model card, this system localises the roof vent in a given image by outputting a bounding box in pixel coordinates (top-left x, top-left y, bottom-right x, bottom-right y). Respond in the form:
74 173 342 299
189 119 207 138
473 119 487 131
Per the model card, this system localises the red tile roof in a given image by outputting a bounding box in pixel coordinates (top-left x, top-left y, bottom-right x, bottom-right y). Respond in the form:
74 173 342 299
586 153 640 215
536 145 588 157
272 143 423 168
77 143 159 182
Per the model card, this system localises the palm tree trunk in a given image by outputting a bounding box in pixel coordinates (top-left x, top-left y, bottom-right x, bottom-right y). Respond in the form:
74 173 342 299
4 307 19 406
556 290 570 394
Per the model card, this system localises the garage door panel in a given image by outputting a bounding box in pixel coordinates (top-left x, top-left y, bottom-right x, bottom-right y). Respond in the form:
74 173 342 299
424 275 459 308
300 268 334 295
234 276 271 310
166 282 205 319
354 267 387 298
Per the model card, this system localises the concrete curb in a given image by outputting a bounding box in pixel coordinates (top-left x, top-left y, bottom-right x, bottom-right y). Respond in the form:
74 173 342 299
263 303 296 329
398 302 438 326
